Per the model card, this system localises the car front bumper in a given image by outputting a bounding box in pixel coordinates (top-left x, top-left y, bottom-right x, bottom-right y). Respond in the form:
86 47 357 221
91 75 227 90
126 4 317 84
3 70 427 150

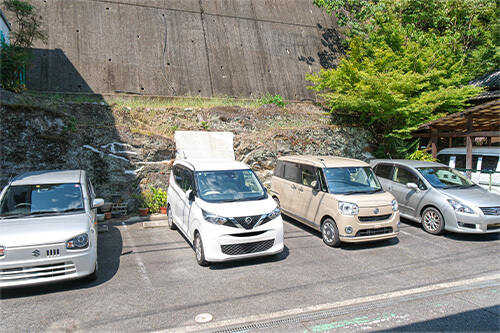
200 217 284 263
0 242 96 288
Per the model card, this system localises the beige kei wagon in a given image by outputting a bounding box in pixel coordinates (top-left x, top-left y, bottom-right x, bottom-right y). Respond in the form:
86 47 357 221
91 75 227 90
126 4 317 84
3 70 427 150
270 156 400 247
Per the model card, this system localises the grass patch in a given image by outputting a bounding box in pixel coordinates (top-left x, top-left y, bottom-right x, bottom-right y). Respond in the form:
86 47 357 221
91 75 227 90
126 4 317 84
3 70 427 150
108 95 261 109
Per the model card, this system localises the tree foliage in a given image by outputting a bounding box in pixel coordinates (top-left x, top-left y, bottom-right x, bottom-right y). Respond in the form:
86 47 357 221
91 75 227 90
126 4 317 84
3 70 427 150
1 0 46 91
308 0 499 156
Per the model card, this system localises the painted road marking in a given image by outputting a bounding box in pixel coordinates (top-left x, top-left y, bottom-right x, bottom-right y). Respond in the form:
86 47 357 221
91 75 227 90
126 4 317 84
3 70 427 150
121 222 153 290
155 273 500 333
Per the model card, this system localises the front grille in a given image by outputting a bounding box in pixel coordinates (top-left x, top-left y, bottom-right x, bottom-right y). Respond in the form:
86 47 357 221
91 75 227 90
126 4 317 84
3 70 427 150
355 227 393 237
0 262 76 283
480 207 500 216
223 214 274 230
46 249 60 257
487 224 500 230
358 214 392 222
221 239 274 255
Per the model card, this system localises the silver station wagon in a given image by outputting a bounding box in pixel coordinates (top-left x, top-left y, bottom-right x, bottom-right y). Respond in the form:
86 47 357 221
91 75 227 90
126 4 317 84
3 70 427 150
0 170 103 288
370 160 500 235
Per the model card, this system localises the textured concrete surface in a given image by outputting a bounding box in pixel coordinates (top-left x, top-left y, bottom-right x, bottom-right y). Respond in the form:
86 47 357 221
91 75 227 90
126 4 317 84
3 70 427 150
7 0 339 99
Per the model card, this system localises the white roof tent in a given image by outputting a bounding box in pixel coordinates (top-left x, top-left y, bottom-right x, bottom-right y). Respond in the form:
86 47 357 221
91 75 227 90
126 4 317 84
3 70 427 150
174 131 235 161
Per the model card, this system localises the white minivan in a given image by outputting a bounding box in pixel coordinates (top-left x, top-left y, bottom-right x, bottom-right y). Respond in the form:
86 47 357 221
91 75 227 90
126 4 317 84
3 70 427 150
437 147 500 194
166 159 284 266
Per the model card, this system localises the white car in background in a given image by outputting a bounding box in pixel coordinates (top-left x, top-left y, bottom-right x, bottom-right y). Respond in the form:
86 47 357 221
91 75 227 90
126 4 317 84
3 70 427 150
167 159 284 266
0 170 103 288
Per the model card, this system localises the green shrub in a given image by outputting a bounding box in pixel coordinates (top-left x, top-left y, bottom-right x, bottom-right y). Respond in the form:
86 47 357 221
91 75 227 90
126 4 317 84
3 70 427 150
259 93 286 108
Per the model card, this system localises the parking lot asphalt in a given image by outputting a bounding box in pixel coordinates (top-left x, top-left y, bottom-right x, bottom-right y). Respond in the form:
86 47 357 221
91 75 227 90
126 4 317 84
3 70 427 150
1 215 499 332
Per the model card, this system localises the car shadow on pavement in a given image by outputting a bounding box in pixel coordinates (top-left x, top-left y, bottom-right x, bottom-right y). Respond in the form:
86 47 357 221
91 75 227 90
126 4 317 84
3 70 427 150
283 215 400 251
0 225 122 299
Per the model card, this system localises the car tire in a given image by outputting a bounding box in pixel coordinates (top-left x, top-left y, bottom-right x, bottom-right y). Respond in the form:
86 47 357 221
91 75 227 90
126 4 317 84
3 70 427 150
86 260 98 282
422 207 445 235
167 206 177 230
321 218 341 247
194 232 209 266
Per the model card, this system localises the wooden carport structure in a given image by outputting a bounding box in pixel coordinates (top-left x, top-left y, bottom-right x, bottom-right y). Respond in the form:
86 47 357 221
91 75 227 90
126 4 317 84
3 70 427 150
412 99 500 170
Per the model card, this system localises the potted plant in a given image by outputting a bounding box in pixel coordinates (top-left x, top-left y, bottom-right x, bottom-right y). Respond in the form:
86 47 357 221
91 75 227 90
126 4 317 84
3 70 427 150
151 187 168 214
133 192 150 216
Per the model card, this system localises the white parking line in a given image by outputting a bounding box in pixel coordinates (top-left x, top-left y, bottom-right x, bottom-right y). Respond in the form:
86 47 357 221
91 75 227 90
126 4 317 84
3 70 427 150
155 273 500 333
399 229 447 248
121 222 153 290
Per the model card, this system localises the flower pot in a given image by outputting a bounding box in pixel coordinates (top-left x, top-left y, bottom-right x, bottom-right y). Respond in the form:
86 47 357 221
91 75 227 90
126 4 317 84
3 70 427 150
139 208 149 216
160 207 167 214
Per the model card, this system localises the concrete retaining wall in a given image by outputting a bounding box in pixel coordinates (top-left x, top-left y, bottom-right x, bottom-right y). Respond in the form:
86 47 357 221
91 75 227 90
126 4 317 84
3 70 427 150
9 0 339 100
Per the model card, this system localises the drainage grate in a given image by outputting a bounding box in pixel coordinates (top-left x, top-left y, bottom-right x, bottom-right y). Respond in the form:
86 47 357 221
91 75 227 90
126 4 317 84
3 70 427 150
203 279 500 333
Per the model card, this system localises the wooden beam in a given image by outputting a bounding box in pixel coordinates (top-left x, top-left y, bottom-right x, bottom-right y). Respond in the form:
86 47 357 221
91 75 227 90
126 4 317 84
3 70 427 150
413 131 500 138
465 115 473 177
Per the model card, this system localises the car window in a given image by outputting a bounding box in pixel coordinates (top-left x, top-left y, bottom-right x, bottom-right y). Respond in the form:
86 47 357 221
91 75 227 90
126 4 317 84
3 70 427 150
301 168 315 186
182 169 194 192
196 169 266 203
274 161 283 178
324 167 382 194
0 183 84 216
173 165 184 187
283 162 300 182
374 164 392 179
481 156 499 171
393 167 419 185
317 168 328 192
417 167 474 188
454 155 480 169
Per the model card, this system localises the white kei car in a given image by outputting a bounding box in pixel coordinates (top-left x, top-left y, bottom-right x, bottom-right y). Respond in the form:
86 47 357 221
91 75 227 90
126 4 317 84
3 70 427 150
167 159 284 266
0 170 103 288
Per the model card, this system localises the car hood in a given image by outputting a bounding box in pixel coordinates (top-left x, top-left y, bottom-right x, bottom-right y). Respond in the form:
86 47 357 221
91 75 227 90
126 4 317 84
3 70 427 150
0 213 90 247
198 196 278 217
337 191 395 207
440 186 500 207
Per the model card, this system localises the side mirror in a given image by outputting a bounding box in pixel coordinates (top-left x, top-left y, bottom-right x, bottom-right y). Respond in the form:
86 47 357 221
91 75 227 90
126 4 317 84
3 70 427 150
310 180 319 190
186 190 195 201
406 183 419 191
92 198 104 208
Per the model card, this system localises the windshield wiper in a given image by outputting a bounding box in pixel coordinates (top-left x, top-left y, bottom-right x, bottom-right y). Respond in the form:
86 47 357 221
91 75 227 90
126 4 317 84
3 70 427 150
343 190 374 195
60 208 85 213
0 213 31 220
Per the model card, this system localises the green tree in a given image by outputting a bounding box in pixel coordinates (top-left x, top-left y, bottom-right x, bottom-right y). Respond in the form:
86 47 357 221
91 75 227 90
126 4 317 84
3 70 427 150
1 0 46 91
309 0 499 157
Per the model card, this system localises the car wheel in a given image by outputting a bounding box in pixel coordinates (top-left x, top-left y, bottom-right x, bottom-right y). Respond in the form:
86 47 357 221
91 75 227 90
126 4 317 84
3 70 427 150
86 260 98 282
321 218 341 247
167 206 177 230
194 232 208 266
422 207 445 235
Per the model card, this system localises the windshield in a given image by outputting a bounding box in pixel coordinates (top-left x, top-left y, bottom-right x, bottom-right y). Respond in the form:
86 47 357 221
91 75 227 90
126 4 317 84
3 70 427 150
0 183 84 217
417 167 475 189
195 169 266 203
324 167 382 195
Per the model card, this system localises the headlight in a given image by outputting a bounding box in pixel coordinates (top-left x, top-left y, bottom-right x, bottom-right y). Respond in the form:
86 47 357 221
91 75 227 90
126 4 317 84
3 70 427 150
339 201 359 215
447 199 474 214
392 199 399 212
202 210 227 225
267 207 281 220
66 233 89 249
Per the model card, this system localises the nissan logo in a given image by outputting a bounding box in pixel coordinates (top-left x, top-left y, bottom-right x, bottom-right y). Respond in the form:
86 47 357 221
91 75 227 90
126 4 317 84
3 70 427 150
32 249 41 257
374 208 379 214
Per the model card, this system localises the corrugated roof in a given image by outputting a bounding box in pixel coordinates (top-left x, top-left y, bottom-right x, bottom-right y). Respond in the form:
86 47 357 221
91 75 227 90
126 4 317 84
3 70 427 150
469 69 500 90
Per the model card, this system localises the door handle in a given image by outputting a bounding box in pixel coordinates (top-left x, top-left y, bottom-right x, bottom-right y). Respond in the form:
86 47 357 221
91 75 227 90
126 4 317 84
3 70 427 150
291 184 296 189
298 187 303 192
